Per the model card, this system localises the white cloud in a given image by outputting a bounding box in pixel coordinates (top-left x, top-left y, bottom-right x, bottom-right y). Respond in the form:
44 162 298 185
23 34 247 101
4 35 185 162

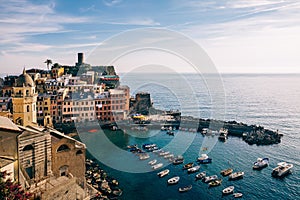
0 0 89 48
102 0 122 7
104 18 160 26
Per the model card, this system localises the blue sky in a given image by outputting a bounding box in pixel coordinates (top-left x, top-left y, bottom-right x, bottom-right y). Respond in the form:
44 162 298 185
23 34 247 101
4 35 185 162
1 0 300 74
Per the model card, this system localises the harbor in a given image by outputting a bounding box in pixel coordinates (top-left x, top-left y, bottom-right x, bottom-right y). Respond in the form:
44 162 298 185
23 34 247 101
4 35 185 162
79 126 296 200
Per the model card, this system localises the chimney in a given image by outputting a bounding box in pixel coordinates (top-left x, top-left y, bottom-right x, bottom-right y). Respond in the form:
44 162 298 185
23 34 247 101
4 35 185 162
78 53 84 65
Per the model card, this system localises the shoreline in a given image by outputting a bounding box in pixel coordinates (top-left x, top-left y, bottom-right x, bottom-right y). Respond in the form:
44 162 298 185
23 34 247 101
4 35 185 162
71 113 282 146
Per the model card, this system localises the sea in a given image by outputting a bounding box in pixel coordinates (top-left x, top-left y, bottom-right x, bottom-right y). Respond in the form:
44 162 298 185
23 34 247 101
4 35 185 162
78 73 300 200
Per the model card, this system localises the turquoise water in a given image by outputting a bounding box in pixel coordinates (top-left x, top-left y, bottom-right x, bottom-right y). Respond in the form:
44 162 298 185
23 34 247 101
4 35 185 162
79 74 300 200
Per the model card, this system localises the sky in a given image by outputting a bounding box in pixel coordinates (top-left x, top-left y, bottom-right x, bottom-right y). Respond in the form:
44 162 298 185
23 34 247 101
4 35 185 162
1 0 300 75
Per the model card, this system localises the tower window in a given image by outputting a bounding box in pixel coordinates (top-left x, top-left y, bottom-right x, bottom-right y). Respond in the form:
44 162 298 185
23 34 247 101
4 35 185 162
27 105 30 112
57 144 70 152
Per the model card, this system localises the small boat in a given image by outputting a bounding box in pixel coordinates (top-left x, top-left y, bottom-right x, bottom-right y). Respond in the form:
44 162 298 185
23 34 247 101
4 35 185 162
179 185 192 193
209 179 222 187
218 128 228 141
222 186 234 195
139 153 150 160
164 154 174 159
197 154 212 164
173 156 184 165
142 143 157 149
203 175 218 183
229 172 244 180
221 168 233 176
187 165 200 173
253 158 269 170
159 151 170 156
195 171 206 179
272 162 293 177
127 144 137 149
183 162 194 170
148 159 157 165
167 130 174 135
167 176 180 185
152 163 163 170
233 193 243 198
157 169 170 178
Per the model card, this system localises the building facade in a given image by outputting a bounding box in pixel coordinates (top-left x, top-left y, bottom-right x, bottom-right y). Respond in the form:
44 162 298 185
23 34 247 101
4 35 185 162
12 69 38 126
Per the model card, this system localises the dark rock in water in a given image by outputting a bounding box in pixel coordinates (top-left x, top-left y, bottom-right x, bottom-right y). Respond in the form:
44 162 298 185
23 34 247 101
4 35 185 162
179 116 282 146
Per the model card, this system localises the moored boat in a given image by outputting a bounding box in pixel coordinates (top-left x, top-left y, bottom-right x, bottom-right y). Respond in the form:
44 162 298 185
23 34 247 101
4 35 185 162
209 179 222 187
167 176 180 185
152 163 163 170
272 162 293 177
203 175 218 183
167 130 174 136
148 159 157 165
221 168 233 176
233 193 243 198
159 151 170 156
222 186 234 195
139 153 150 160
196 171 206 180
229 171 244 180
187 165 200 173
179 185 192 192
157 169 170 178
197 154 212 164
183 162 194 170
253 158 269 170
218 128 228 141
173 156 184 165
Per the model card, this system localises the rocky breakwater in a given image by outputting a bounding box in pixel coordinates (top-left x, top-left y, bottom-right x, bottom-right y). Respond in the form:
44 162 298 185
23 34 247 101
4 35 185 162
180 116 283 145
86 159 122 200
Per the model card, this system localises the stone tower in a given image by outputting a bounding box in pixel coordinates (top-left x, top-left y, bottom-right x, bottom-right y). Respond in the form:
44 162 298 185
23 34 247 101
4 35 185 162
12 68 37 126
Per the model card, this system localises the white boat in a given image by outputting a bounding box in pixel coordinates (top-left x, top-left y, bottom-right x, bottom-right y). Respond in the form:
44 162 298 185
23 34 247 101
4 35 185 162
195 171 206 179
157 169 170 178
178 185 192 192
253 158 269 170
187 165 200 173
167 176 180 185
148 159 157 165
229 172 244 180
203 175 218 183
159 151 170 156
218 128 228 141
222 186 234 195
272 162 293 177
233 193 243 198
164 154 174 159
197 154 212 164
139 154 150 160
152 163 163 170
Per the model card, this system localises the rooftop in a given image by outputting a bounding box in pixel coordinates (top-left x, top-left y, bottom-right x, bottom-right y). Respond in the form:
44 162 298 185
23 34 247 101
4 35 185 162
0 116 21 132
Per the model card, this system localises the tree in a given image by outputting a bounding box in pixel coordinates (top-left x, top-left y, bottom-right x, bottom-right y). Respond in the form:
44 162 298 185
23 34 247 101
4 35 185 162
0 171 32 200
44 59 52 70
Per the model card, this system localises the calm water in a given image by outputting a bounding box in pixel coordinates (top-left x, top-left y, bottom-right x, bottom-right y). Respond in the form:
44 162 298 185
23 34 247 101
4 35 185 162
79 74 300 200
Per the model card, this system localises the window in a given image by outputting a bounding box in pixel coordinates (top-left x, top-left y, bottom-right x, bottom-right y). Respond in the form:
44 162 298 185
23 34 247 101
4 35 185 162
23 144 34 151
27 105 30 112
76 150 83 155
57 144 70 152
59 165 69 176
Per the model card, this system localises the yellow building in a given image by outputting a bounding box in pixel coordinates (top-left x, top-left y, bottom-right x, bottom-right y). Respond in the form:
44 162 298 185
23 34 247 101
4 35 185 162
37 94 53 127
12 69 38 126
51 66 64 79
